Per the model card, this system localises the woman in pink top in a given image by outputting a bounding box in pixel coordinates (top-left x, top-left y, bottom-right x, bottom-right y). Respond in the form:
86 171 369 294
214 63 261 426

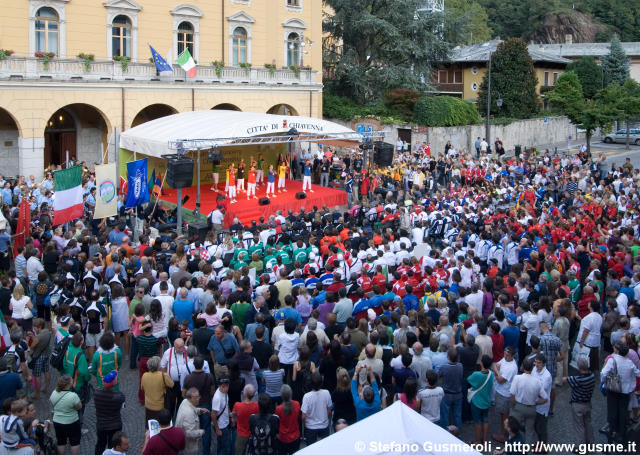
395 377 420 412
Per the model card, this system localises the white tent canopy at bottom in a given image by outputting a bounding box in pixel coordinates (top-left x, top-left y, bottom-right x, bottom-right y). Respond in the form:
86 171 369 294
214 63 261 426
295 401 483 455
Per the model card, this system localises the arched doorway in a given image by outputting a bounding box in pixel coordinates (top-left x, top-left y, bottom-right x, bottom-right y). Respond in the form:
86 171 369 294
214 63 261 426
267 104 298 116
211 103 242 111
131 104 178 128
0 108 21 178
44 104 110 169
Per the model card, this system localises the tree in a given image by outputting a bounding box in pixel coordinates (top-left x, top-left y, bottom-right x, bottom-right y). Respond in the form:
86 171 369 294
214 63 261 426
446 0 492 44
601 36 630 86
547 71 615 153
566 57 603 99
413 96 481 126
597 79 640 148
383 88 421 121
323 0 453 104
477 38 539 119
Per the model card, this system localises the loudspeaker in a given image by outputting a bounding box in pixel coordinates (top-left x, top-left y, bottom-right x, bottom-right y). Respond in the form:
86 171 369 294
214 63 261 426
259 197 270 206
295 192 307 199
166 158 194 189
373 141 394 167
515 145 522 157
188 222 210 241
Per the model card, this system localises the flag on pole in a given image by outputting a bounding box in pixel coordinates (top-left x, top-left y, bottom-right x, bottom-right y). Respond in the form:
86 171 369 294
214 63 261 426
149 44 173 75
120 175 128 195
153 172 164 196
177 49 196 78
148 168 156 195
0 312 10 351
94 163 118 219
53 166 83 226
13 197 30 258
126 158 150 208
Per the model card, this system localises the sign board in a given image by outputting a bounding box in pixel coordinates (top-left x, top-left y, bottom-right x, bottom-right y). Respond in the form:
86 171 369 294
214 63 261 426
544 117 547 123
412 126 428 134
351 117 381 133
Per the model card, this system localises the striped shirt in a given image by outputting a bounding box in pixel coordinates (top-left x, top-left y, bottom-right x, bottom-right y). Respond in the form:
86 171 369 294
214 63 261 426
137 334 158 359
538 332 563 377
567 373 595 403
262 369 285 398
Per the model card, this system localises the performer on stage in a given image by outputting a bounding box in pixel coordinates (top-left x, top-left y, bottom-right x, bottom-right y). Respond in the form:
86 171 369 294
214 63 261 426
247 165 257 200
277 160 288 193
302 159 313 193
237 159 246 193
266 164 276 198
256 153 265 186
227 163 237 203
211 161 220 191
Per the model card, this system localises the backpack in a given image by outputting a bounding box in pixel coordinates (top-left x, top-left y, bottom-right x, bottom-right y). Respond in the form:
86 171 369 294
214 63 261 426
249 415 277 455
50 336 70 371
0 346 20 373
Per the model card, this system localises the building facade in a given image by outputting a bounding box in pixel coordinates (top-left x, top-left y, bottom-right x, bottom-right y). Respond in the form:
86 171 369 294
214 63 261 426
432 40 570 101
0 0 323 179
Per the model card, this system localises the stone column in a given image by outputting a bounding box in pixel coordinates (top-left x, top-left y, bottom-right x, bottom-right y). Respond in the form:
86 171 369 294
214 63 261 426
19 137 45 180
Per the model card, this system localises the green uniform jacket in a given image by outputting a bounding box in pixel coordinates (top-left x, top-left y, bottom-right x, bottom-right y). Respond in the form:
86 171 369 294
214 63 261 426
91 347 123 390
62 345 91 389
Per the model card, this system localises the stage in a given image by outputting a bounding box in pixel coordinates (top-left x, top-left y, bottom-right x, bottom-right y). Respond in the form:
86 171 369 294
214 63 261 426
157 180 348 227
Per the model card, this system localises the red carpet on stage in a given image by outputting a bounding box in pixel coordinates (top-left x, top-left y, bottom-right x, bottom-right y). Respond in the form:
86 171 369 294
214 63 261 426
158 180 348 227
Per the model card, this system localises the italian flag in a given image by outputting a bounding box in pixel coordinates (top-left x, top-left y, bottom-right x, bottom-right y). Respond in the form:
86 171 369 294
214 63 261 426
177 49 196 78
53 165 83 226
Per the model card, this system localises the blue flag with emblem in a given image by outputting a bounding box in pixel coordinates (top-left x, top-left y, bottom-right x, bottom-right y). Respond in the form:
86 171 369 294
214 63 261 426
126 158 150 208
149 44 172 74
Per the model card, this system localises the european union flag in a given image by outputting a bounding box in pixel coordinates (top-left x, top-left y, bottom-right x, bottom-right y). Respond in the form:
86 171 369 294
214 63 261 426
149 45 172 74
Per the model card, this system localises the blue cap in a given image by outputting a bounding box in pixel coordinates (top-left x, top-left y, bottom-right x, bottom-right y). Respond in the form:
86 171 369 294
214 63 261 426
507 313 517 324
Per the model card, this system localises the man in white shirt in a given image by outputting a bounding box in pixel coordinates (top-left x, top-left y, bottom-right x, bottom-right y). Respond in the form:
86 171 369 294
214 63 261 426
577 300 603 372
151 272 176 297
211 376 231 454
160 338 192 418
492 346 518 442
465 283 484 315
510 358 549 444
532 354 553 444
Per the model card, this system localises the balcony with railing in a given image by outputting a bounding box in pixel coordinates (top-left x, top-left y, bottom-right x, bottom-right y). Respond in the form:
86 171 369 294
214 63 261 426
0 56 319 86
431 82 464 94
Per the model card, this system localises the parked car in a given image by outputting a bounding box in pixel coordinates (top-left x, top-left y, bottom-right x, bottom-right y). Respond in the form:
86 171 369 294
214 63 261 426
603 129 640 144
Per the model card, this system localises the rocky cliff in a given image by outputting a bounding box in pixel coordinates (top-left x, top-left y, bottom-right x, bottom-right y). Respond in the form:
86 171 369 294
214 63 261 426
528 11 608 44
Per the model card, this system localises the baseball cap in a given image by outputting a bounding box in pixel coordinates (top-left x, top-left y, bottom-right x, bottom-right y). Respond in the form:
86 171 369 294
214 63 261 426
506 313 517 324
218 376 230 385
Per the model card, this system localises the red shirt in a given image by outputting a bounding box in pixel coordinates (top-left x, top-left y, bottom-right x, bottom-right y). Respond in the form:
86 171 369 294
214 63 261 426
247 170 256 184
232 401 259 438
372 273 386 290
142 427 186 455
275 400 301 443
491 333 504 363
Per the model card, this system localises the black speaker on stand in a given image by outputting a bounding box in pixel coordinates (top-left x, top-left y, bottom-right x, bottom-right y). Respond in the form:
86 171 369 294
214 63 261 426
373 141 394 167
166 157 194 189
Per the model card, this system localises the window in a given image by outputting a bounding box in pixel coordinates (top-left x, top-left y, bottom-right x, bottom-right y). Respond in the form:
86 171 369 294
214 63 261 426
287 0 300 5
177 21 194 56
35 7 58 54
454 71 462 84
232 27 248 66
111 15 131 57
287 32 300 66
438 70 448 83
544 71 549 86
552 72 559 85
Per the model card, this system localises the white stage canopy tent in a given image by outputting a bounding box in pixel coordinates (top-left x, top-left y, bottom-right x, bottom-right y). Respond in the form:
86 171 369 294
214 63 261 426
296 402 483 455
119 110 374 157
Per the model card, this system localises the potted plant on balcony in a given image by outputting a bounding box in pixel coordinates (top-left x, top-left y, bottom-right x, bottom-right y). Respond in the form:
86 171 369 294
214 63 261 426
35 51 55 70
0 50 14 61
289 64 302 78
211 60 224 78
264 63 276 77
77 53 95 72
239 62 251 76
113 55 130 72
